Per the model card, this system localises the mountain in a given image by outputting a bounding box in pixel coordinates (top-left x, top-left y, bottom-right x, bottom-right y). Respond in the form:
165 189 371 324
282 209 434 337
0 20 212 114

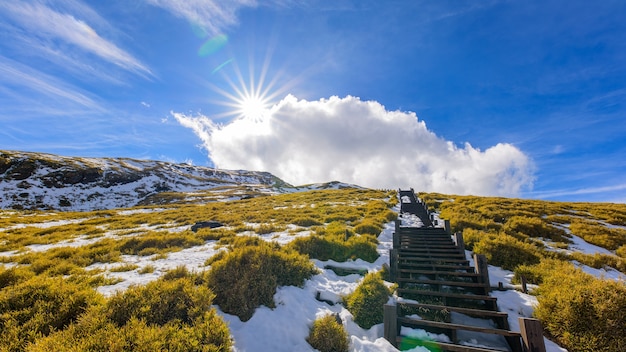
0 150 292 211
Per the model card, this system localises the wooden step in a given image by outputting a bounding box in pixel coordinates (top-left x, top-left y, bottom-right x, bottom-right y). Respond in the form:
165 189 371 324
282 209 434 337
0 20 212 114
399 243 458 250
397 302 509 320
398 278 487 289
397 234 451 240
399 263 475 272
397 288 496 302
399 269 480 278
397 257 470 265
399 248 465 255
395 338 514 352
398 317 520 337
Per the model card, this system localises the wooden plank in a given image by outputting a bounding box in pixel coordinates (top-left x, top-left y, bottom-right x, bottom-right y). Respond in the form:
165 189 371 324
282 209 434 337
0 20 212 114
399 251 466 258
397 288 497 301
396 257 470 264
399 263 475 271
397 302 509 319
434 341 513 352
398 269 480 277
398 317 521 337
397 278 489 289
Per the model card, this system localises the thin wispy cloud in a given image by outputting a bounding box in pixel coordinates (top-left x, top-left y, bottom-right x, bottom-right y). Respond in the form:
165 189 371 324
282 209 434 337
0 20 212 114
0 1 152 77
144 0 257 36
174 95 535 196
0 55 101 110
529 183 626 200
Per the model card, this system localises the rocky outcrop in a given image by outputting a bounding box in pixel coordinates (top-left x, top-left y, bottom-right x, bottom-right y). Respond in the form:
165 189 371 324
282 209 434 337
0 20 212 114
0 150 291 211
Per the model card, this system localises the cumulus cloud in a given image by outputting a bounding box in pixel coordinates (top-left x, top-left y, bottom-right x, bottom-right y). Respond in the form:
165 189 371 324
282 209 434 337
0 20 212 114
173 95 534 196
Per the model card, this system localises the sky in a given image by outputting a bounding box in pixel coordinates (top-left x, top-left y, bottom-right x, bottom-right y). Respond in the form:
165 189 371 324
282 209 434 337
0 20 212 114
1 0 626 203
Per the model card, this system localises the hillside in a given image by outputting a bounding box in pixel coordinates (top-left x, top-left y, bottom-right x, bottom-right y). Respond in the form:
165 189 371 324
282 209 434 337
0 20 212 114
0 150 291 211
1 155 625 351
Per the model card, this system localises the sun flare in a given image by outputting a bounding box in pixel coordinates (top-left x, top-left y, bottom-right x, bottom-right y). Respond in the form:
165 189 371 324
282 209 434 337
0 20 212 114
237 93 270 120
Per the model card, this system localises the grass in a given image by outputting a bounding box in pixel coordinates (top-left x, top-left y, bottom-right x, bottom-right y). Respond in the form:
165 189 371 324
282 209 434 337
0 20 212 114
5 187 625 351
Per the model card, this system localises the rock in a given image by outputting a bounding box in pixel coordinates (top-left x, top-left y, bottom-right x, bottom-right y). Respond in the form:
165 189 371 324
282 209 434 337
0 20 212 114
191 221 224 232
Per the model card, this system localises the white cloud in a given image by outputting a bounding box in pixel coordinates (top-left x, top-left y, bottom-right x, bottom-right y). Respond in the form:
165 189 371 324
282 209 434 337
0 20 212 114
0 55 101 110
0 1 151 77
173 95 535 196
144 0 257 36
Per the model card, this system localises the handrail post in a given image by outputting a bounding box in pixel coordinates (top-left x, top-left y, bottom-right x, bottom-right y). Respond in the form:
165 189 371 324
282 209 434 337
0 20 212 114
453 231 465 256
389 249 398 282
474 254 491 289
384 304 398 347
519 318 546 352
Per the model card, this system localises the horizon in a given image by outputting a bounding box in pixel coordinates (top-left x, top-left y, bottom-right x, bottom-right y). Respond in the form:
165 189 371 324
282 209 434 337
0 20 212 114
1 1 625 203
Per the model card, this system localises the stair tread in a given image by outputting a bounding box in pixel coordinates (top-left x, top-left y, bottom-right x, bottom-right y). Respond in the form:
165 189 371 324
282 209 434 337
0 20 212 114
398 317 520 337
397 288 497 301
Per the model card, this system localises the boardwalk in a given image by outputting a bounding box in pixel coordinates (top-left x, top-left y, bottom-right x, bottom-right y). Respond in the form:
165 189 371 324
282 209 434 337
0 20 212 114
384 189 545 352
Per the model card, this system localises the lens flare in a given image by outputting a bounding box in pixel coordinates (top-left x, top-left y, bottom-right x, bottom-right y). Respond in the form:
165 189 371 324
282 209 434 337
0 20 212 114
198 34 228 57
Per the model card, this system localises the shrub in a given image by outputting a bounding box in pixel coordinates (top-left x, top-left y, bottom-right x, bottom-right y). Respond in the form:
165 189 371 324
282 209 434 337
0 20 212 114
472 235 541 271
0 266 34 289
106 277 212 326
205 242 316 321
461 228 495 251
293 217 323 227
354 220 383 236
289 234 379 263
534 269 626 352
119 231 204 256
30 307 232 352
503 216 569 242
306 314 349 352
514 259 565 285
0 275 102 351
343 272 391 329
569 220 626 250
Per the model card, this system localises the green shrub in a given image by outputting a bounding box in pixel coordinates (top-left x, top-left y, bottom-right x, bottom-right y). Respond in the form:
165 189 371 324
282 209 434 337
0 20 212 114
30 307 231 352
569 220 626 250
0 266 34 289
306 314 349 352
119 231 204 256
343 272 391 329
472 235 541 271
0 275 102 351
205 242 316 321
106 277 212 326
461 228 495 251
289 234 378 263
293 217 322 227
354 221 383 236
503 216 569 242
534 269 626 352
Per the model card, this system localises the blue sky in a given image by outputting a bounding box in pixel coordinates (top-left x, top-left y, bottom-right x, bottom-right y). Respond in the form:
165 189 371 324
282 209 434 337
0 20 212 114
1 0 625 202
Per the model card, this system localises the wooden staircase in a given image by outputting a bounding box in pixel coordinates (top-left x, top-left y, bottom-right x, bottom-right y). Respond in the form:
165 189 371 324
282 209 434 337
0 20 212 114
384 190 545 352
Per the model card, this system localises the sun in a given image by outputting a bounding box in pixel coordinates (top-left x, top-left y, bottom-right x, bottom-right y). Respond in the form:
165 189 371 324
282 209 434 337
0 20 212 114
236 92 270 120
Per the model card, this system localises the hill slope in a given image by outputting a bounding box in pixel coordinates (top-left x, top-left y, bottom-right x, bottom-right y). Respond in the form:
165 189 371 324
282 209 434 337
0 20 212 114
0 150 291 211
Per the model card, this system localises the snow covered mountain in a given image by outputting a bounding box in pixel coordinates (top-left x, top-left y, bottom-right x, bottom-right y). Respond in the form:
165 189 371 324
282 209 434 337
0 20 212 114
0 150 291 211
